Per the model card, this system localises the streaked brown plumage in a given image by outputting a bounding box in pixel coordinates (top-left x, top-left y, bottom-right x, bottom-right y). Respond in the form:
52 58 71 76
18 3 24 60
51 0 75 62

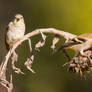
54 33 92 55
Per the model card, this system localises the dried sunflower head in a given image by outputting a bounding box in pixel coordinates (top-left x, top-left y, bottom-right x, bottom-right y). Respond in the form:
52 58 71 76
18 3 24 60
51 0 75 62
65 48 92 75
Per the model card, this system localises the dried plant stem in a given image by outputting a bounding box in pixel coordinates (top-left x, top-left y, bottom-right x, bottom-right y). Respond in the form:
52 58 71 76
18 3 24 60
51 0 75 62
0 28 76 91
0 28 76 76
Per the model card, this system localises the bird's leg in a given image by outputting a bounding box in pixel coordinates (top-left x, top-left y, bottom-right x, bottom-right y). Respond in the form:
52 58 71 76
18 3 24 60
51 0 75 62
62 49 71 66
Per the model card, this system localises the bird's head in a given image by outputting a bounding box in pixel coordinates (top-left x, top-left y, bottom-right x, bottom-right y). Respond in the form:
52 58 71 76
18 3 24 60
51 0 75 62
13 14 24 25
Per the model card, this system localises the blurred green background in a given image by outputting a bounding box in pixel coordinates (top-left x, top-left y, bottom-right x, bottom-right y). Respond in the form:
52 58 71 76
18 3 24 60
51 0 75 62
1 0 92 92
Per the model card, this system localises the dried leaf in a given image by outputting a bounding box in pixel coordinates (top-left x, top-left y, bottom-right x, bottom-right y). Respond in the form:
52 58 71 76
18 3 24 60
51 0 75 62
0 74 13 92
25 39 35 73
0 78 9 88
25 54 35 73
35 31 46 51
51 34 60 50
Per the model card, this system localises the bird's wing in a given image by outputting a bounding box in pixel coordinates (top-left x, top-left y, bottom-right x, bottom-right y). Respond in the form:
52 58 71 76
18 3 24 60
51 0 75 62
53 34 88 53
78 33 92 39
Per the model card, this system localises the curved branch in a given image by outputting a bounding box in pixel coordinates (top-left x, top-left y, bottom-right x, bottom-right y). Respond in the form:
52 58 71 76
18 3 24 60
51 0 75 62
0 28 77 76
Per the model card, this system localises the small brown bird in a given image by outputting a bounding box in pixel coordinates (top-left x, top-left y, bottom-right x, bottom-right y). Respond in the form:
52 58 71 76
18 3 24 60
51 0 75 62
6 14 25 49
54 33 92 56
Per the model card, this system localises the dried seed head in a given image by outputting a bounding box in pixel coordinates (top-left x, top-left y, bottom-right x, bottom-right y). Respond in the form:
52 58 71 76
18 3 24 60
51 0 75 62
65 48 92 75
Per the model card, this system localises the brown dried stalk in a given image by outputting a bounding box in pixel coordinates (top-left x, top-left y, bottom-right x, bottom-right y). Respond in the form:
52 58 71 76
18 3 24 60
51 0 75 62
0 28 76 92
1 28 76 75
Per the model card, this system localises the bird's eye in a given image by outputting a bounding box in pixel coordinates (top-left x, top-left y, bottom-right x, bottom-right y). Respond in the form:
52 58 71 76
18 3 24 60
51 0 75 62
16 18 20 21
